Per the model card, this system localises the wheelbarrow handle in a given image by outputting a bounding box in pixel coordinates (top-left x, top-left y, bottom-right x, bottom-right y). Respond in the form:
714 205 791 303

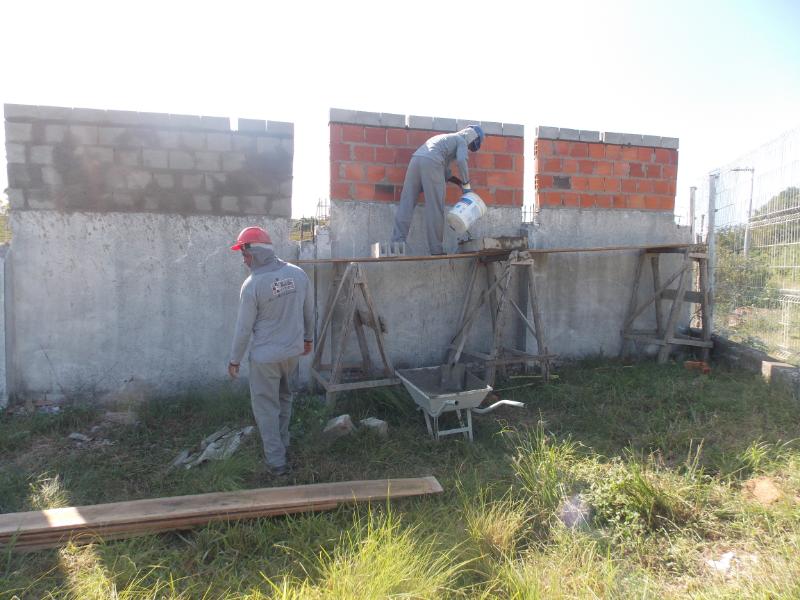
471 400 525 415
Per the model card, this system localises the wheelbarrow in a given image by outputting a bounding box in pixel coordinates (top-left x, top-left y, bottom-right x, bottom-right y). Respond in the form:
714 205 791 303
396 366 524 441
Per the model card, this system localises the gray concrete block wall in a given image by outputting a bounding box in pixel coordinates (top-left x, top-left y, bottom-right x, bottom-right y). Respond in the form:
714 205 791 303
4 104 294 217
330 107 524 137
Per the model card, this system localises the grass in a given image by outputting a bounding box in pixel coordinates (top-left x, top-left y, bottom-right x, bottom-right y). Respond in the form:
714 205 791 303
1 358 800 598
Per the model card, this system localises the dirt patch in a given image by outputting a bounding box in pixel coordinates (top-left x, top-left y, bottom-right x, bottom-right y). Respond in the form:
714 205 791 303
742 476 782 506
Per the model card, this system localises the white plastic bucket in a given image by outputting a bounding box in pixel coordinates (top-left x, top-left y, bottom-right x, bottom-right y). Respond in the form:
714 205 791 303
447 192 487 235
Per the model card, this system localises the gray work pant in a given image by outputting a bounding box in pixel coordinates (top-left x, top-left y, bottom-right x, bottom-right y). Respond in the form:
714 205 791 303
249 357 298 469
391 156 446 255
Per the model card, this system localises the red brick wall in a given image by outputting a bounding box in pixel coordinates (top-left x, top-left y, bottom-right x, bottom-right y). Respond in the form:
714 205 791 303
330 119 524 207
535 132 678 211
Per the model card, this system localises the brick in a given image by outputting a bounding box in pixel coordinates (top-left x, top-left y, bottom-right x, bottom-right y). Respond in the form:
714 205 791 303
342 163 364 180
364 127 385 144
568 142 588 158
535 139 552 158
169 150 195 170
637 147 653 162
222 152 245 172
341 124 365 143
578 194 594 208
331 181 351 199
654 148 676 164
554 141 570 156
637 180 654 193
387 129 407 145
571 176 589 191
594 160 613 175
588 143 604 159
6 122 33 142
353 145 374 161
503 123 524 137
494 189 515 205
432 117 457 131
142 149 168 169
645 164 662 178
620 146 638 161
480 136 503 153
396 148 414 164
7 188 25 209
629 194 646 209
588 177 605 192
605 144 622 160
663 165 678 179
354 183 374 200
613 161 630 177
560 159 578 174
470 171 488 186
366 165 385 182
29 145 54 165
474 152 494 169
180 132 206 150
495 154 513 170
558 128 581 141
207 133 233 152
266 120 293 136
375 146 397 165
578 160 593 174
408 115 434 130
603 177 620 192
536 126 560 140
238 118 266 133
538 191 562 206
331 142 351 161
534 174 551 189
506 137 524 153
654 180 671 194
621 179 637 193
595 195 613 208
220 195 240 212
613 195 628 209
629 163 645 177
127 170 153 189
195 151 221 171
154 173 175 189
540 158 561 172
6 143 26 164
41 166 62 186
408 130 431 146
386 166 405 184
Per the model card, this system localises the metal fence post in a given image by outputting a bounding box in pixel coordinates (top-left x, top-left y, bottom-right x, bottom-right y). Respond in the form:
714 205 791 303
707 173 718 330
689 186 697 242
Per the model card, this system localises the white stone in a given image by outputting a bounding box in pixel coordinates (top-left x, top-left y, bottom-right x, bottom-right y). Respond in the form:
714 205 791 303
323 414 355 438
359 417 388 437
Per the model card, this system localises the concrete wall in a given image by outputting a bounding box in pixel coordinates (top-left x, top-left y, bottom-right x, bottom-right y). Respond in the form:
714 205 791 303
4 104 295 402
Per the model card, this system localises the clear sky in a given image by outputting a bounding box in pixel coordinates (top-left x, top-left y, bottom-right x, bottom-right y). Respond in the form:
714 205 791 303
2 0 799 223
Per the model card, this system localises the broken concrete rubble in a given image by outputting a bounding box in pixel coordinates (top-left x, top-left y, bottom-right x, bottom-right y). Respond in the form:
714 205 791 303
359 417 388 437
322 415 356 439
171 425 255 470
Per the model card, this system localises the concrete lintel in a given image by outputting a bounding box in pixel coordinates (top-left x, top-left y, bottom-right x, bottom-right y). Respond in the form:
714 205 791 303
4 104 40 121
407 115 434 130
558 128 581 141
329 108 358 123
266 120 294 136
641 134 662 147
138 112 173 128
379 112 406 128
579 130 601 143
169 114 204 130
37 106 75 121
105 110 142 126
602 131 643 146
238 118 267 133
536 126 560 140
432 117 458 132
661 137 680 149
503 123 524 137
71 108 107 123
480 121 503 135
200 116 230 132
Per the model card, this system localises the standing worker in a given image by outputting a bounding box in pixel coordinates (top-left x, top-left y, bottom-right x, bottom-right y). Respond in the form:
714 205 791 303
228 226 313 477
391 125 485 255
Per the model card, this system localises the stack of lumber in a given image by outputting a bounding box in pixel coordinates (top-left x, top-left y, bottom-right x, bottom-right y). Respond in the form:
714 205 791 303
0 476 443 552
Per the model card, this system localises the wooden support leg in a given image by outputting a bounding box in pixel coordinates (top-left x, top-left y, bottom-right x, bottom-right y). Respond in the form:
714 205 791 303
527 261 550 381
698 257 712 362
650 255 663 337
620 251 647 358
657 254 691 364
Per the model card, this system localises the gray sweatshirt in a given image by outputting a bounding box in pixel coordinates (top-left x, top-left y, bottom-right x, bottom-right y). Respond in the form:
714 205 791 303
412 127 480 184
229 246 313 365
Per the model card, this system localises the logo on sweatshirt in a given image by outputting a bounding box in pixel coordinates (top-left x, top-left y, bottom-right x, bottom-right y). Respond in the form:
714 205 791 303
272 277 296 297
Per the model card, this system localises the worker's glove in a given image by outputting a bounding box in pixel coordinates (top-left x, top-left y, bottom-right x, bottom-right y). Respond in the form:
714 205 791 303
447 176 463 186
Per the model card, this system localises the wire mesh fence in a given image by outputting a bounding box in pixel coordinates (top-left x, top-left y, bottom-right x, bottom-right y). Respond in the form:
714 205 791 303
694 127 800 363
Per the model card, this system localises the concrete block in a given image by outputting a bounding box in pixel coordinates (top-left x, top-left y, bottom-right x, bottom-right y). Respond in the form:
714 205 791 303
329 108 358 123
68 125 99 145
45 124 67 143
5 122 33 142
220 196 240 212
105 166 129 189
200 116 230 131
143 196 160 211
238 118 266 133
180 132 206 150
269 196 292 217
126 170 153 190
37 105 73 121
41 166 63 186
242 195 269 214
112 191 139 208
105 110 141 126
379 112 406 127
169 114 203 130
480 121 503 135
266 120 293 136
661 137 680 149
579 130 601 143
408 115 434 130
502 122 526 138
558 128 581 141
232 135 256 152
8 164 40 187
116 148 141 167
30 145 54 165
207 133 232 152
157 131 181 149
204 173 227 192
76 146 114 163
4 103 39 120
98 127 126 145
194 151 221 171
180 173 204 191
71 108 107 123
142 148 168 169
456 119 481 131
256 136 281 155
193 194 213 211
154 173 175 189
222 152 246 172
138 112 172 128
352 111 381 126
7 188 25 209
536 126 560 140
5 143 27 164
27 189 56 210
168 150 195 170
281 137 295 157
432 117 458 132
641 134 662 147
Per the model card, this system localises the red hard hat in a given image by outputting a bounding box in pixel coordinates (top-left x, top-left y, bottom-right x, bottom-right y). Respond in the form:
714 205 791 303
231 226 272 250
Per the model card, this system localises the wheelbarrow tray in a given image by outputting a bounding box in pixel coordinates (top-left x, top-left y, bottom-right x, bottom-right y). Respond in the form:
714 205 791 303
396 366 492 418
